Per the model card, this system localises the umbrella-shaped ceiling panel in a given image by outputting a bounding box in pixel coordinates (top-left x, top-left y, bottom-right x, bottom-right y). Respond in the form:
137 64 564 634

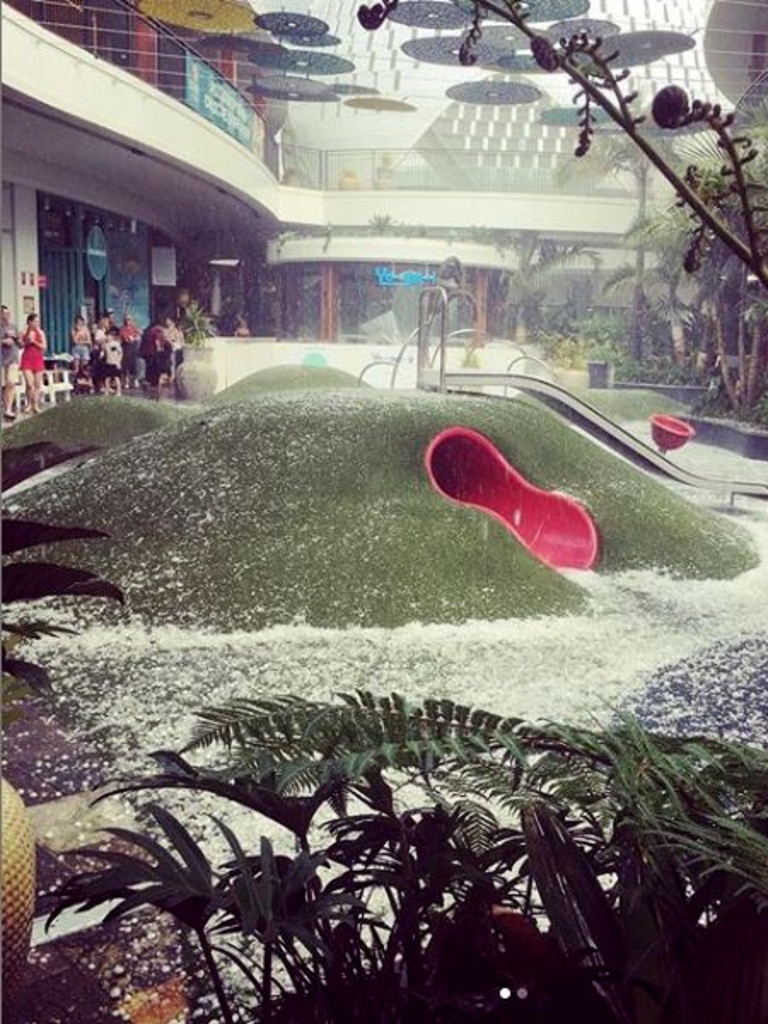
254 11 329 36
446 80 543 105
248 75 339 102
137 0 254 33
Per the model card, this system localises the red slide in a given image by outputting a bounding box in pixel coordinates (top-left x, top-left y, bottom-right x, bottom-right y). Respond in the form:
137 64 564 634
425 427 599 571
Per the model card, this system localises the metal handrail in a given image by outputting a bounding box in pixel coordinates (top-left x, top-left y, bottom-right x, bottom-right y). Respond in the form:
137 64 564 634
355 327 419 389
505 354 559 383
417 288 447 389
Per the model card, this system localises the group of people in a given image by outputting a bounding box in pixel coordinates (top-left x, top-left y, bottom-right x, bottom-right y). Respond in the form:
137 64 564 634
2 305 47 419
70 311 185 400
1 304 190 421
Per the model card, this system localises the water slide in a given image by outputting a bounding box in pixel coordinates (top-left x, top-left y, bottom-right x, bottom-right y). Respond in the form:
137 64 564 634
425 426 599 570
438 371 768 503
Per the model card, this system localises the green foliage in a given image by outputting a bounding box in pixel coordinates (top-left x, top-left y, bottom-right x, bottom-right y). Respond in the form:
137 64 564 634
2 443 123 720
57 692 768 1023
537 331 591 370
368 214 396 235
181 301 215 349
0 396 192 452
573 312 628 349
612 356 705 386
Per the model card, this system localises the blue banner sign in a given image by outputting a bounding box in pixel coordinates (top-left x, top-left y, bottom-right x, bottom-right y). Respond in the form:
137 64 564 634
185 55 254 149
374 267 437 288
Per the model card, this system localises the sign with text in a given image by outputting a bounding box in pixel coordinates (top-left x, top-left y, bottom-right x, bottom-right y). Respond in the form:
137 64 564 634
185 54 254 149
374 267 437 288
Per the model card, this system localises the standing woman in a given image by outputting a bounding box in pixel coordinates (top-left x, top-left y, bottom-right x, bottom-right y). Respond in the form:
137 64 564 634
20 313 47 414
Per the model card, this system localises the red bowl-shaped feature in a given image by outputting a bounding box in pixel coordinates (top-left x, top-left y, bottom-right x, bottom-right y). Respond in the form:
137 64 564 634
650 413 696 453
424 427 598 571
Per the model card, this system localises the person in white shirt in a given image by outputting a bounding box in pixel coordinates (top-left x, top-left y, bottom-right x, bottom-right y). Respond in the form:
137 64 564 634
103 329 123 396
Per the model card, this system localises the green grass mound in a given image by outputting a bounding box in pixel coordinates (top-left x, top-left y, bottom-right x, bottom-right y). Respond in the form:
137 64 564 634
5 390 756 631
208 365 365 404
1 396 193 450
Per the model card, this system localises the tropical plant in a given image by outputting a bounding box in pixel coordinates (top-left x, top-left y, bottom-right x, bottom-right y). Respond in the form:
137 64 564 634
1 442 124 1014
601 206 696 366
180 300 216 349
491 232 600 345
2 442 123 720
52 692 768 1024
369 214 397 235
555 135 667 360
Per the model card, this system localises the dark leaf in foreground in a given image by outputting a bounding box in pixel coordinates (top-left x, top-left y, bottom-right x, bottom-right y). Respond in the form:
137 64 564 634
2 518 109 555
2 563 124 604
1 655 51 693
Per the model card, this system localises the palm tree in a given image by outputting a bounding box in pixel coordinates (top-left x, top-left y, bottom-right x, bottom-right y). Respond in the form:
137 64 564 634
555 134 673 361
491 231 600 346
603 206 694 366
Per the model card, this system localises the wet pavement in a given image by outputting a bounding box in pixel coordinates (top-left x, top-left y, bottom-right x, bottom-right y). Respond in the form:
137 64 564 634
3 706 199 1024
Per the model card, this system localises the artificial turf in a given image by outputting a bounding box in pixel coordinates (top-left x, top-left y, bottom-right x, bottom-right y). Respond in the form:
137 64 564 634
4 384 756 631
1 396 193 451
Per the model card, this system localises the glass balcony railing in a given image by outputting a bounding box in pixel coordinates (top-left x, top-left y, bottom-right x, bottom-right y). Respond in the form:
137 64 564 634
6 0 273 166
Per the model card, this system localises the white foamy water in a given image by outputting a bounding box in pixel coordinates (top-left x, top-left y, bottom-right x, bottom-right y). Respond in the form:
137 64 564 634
17 431 766 778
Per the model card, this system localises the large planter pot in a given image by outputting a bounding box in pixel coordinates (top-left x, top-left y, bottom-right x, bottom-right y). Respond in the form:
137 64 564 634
1 778 36 1011
176 347 218 402
338 170 360 190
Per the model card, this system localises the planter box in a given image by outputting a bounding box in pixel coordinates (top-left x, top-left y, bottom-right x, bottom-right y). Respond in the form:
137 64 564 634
611 382 708 406
682 417 768 461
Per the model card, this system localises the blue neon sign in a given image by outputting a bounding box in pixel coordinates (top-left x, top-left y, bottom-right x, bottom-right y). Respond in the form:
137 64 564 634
374 267 437 288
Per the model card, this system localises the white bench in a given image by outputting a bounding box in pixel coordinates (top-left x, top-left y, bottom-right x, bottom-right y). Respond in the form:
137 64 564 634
42 368 74 404
11 368 73 415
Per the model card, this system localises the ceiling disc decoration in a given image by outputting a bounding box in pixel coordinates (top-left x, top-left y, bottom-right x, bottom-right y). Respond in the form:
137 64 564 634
344 96 417 111
546 19 620 43
332 84 381 96
485 53 545 74
524 0 590 21
448 0 515 22
275 31 341 48
248 75 339 102
402 35 505 67
137 0 254 33
472 24 529 52
254 11 329 36
446 80 542 105
600 30 696 67
389 1 469 29
244 46 355 75
193 34 287 59
539 105 612 126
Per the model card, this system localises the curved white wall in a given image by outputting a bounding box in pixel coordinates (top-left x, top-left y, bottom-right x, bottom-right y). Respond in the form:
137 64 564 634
268 234 632 272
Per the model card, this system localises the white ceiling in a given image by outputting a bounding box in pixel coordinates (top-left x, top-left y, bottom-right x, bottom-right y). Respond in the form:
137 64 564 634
237 0 760 158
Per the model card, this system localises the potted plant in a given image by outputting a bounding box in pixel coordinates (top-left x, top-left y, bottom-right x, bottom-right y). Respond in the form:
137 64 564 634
338 168 359 190
180 300 215 349
176 300 218 401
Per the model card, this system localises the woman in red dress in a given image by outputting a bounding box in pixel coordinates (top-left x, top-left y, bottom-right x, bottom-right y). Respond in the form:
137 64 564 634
20 312 47 414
